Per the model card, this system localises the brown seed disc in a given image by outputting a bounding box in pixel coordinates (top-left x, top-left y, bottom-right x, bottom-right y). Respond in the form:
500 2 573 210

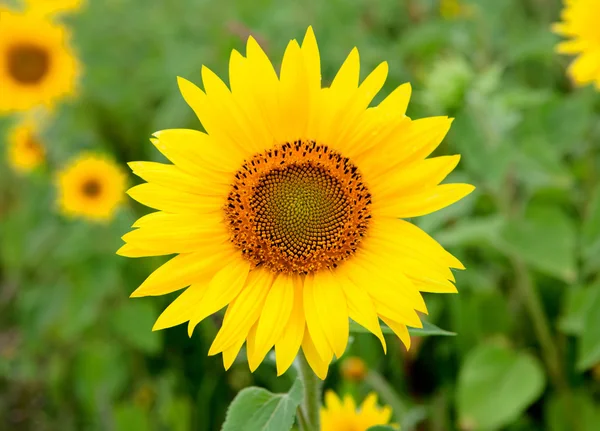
225 140 371 274
6 44 50 85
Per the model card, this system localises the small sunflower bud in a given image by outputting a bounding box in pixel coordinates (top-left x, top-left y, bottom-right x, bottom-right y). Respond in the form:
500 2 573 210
341 356 367 382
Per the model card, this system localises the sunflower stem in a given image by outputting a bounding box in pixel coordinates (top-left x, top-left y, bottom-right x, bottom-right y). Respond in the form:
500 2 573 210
513 258 566 390
296 351 322 431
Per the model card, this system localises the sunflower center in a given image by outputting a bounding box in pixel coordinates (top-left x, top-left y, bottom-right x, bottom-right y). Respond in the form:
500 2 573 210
226 140 371 274
81 179 102 198
6 44 50 85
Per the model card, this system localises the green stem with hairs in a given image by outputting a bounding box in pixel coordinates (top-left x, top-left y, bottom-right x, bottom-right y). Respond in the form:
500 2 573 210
296 351 322 431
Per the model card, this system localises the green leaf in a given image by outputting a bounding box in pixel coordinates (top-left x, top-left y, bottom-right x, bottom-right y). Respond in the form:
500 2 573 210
499 204 577 282
114 403 151 431
456 343 546 430
545 391 600 431
350 320 455 337
74 341 128 417
577 282 600 371
582 184 600 275
366 426 399 431
558 285 593 335
110 301 162 354
221 377 304 431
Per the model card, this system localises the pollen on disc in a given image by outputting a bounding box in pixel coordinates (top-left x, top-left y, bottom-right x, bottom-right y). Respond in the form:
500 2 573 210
225 140 371 274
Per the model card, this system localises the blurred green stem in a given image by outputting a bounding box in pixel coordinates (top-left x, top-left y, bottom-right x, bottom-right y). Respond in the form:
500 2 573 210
365 371 409 426
296 352 321 431
512 258 566 390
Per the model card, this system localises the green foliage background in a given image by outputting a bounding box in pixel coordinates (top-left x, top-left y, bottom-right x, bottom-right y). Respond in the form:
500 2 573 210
1 0 600 430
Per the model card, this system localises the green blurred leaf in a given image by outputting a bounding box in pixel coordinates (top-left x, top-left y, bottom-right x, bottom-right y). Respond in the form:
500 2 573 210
582 184 600 274
577 282 600 371
367 426 398 431
110 301 162 354
221 377 303 431
457 343 545 430
349 320 455 337
114 403 151 431
499 204 577 282
74 340 128 417
558 285 593 335
546 391 600 431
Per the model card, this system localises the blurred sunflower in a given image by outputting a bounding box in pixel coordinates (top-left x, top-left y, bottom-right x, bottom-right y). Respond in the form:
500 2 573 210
0 8 79 113
25 0 83 16
321 391 396 431
553 0 600 88
6 118 45 173
119 27 473 379
440 0 473 20
57 154 126 222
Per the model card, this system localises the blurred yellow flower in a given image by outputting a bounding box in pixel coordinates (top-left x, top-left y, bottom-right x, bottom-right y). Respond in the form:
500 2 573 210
25 0 84 16
119 27 472 379
440 0 473 20
57 154 126 222
0 8 79 114
553 0 600 88
341 357 368 382
6 118 45 173
321 391 396 431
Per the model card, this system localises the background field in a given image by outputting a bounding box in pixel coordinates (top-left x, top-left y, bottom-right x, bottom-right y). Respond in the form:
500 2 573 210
1 0 600 430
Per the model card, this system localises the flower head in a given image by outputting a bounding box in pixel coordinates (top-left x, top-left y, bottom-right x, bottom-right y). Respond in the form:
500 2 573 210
119 27 474 379
6 118 45 173
0 8 79 113
57 154 126 222
25 0 84 17
321 391 396 431
553 0 600 88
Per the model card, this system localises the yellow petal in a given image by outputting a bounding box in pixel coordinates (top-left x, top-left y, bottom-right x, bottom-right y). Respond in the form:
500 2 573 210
122 214 228 255
330 47 360 93
128 161 228 196
246 322 267 372
208 269 273 355
152 128 241 175
332 61 389 154
130 248 234 297
278 39 310 141
116 243 167 258
186 256 252 336
370 217 464 270
303 273 335 361
176 77 251 160
350 248 428 313
223 337 245 371
312 270 349 359
127 183 224 214
377 82 412 116
372 155 461 199
201 65 268 154
337 272 386 353
274 277 306 376
374 183 475 218
568 50 600 86
345 255 424 327
301 328 331 380
152 284 208 331
252 274 295 368
380 316 412 350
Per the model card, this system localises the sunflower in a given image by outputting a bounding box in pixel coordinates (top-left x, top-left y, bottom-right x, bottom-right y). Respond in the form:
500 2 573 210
57 154 126 222
119 27 474 379
0 8 79 114
321 391 396 431
553 0 600 88
6 118 45 173
25 0 84 17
